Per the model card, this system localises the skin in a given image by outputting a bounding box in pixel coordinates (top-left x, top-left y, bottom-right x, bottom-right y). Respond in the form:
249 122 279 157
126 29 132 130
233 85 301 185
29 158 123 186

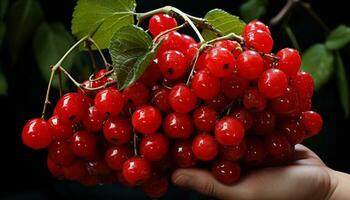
172 144 349 200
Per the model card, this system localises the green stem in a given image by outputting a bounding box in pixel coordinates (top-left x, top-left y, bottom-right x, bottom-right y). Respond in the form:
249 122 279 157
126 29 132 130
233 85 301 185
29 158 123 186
58 70 63 97
283 24 301 51
87 37 109 68
153 22 188 42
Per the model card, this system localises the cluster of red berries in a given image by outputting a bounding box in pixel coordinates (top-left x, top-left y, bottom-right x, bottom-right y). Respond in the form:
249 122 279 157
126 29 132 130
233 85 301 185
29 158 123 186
22 13 323 198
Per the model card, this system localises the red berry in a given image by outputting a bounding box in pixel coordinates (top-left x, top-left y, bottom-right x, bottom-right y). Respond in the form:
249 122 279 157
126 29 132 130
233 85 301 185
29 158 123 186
195 49 208 71
212 160 241 184
48 115 73 140
63 159 87 181
181 34 196 47
191 69 221 100
244 20 271 35
82 106 105 132
22 118 52 149
139 59 162 87
171 140 197 168
192 106 217 132
86 159 112 177
123 82 150 110
204 93 231 112
214 40 241 57
140 133 169 161
221 140 247 161
244 29 273 53
221 74 249 99
78 80 95 97
71 131 97 158
47 157 63 178
192 133 219 161
231 108 254 130
48 140 75 166
237 50 264 80
122 157 152 185
152 86 172 112
91 69 108 88
158 50 188 80
276 48 301 76
149 14 178 36
95 88 123 117
291 71 314 98
55 93 88 124
205 47 235 77
258 69 288 98
103 117 132 144
252 110 276 135
265 132 292 159
243 88 267 112
142 174 168 198
300 111 323 136
169 83 197 113
157 31 188 55
105 145 132 171
132 106 162 135
271 87 299 114
163 112 194 139
185 43 199 64
215 117 245 146
244 137 267 166
280 120 305 145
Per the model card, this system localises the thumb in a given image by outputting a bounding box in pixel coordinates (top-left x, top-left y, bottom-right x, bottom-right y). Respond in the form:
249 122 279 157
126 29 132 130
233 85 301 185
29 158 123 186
172 168 232 200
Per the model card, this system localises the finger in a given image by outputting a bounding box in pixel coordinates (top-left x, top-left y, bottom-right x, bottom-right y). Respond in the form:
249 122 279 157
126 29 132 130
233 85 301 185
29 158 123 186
172 168 234 200
293 144 325 166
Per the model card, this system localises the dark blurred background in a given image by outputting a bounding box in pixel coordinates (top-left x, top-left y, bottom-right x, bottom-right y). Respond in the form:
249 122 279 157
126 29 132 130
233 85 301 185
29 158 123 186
0 0 349 199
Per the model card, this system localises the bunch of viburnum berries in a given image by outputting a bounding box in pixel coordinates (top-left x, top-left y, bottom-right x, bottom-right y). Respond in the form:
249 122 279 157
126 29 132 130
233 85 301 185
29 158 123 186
22 13 323 198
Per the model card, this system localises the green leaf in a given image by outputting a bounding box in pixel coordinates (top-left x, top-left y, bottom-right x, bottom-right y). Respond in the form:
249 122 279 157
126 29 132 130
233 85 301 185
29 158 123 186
109 25 159 90
71 0 136 50
6 0 43 62
0 21 5 48
0 0 9 19
240 0 267 21
0 70 7 95
202 9 246 41
335 52 349 118
33 22 76 88
325 25 350 50
302 44 334 90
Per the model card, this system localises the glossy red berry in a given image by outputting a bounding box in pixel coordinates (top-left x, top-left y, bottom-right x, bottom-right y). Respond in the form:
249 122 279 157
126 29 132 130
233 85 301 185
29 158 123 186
204 93 231 112
215 117 245 146
244 29 274 53
221 140 247 161
105 145 133 171
271 87 299 114
265 132 292 159
142 174 168 198
48 139 75 166
140 133 169 161
231 108 254 130
55 93 88 124
192 133 219 161
163 112 194 139
103 117 132 144
280 120 305 145
123 82 150 110
70 131 97 158
122 157 152 185
152 86 172 112
243 88 267 112
192 106 217 132
258 69 288 98
244 136 267 166
48 115 73 140
132 106 162 135
191 69 221 100
138 59 162 87
185 43 199 64
236 50 264 80
244 20 271 35
22 118 52 149
169 83 197 113
82 106 105 132
157 31 188 56
158 50 188 80
276 48 301 76
195 49 208 71
63 159 87 181
300 111 323 136
149 14 178 36
181 34 196 46
212 160 241 184
214 40 241 57
291 71 314 98
95 88 123 117
205 47 235 77
252 110 276 134
171 140 197 168
221 74 249 99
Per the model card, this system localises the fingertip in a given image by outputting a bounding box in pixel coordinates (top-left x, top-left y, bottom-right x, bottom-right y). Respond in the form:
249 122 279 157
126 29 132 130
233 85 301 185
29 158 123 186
172 169 191 186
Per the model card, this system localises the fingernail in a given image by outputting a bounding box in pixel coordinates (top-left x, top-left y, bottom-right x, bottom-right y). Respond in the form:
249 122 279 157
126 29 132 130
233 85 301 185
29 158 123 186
172 171 190 186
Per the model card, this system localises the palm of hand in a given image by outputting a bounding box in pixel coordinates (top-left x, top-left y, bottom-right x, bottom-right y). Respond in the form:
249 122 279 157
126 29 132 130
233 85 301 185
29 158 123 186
172 145 332 200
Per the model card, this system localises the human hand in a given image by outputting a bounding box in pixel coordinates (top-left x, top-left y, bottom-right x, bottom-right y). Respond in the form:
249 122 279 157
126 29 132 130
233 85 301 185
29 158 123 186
172 144 336 200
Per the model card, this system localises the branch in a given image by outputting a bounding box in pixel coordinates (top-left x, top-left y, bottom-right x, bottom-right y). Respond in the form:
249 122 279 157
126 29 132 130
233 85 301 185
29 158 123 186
270 0 299 26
